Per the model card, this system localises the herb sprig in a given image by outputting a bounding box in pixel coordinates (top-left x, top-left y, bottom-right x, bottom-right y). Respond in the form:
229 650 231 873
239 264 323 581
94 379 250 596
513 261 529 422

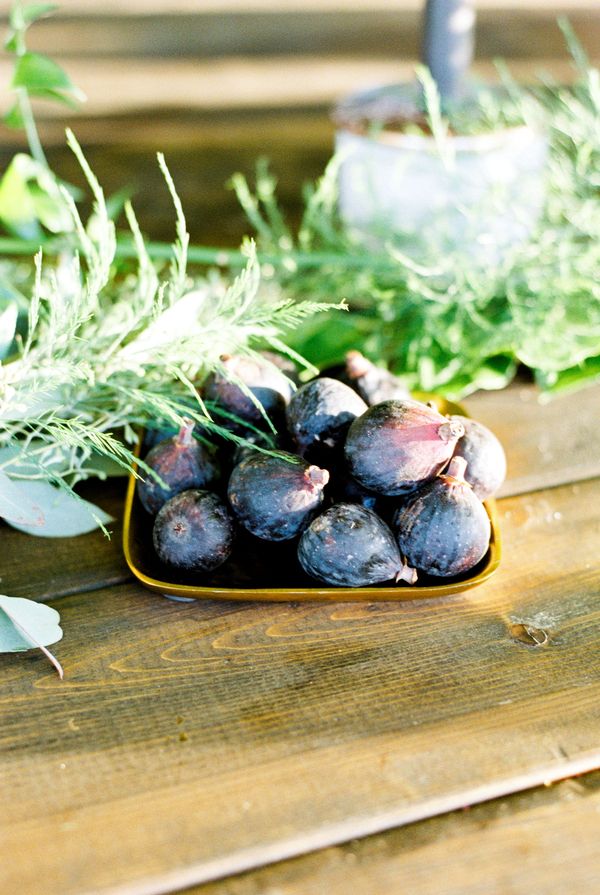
225 40 600 399
0 2 344 536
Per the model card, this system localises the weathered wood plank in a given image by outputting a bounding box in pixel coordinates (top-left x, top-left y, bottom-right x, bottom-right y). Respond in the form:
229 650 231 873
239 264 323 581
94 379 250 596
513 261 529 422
1 478 599 895
1 379 597 604
24 1 600 13
0 479 129 601
1 56 597 121
193 771 600 895
464 382 600 498
8 8 599 61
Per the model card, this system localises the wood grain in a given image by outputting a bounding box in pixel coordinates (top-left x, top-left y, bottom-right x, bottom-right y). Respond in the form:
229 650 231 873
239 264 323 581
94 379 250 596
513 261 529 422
11 7 600 61
1 379 597 604
1 477 599 895
14 0 600 13
465 381 600 498
3 56 597 121
0 479 129 601
193 771 600 894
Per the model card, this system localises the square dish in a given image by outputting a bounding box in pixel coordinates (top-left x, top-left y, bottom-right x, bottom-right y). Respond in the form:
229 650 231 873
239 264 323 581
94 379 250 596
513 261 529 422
122 395 501 601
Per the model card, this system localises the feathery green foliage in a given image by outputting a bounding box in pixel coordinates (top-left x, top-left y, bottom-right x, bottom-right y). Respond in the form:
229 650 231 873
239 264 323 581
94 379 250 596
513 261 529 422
228 43 600 400
0 128 342 533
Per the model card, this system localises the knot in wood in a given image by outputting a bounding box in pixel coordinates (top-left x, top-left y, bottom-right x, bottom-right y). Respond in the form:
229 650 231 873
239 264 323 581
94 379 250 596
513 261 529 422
509 623 549 647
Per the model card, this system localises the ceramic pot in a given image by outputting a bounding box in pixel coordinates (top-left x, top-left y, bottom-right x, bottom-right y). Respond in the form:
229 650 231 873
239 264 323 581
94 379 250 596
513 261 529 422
334 85 548 257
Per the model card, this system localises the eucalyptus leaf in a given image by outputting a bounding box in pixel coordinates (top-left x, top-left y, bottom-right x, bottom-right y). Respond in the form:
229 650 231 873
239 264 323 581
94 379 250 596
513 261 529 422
0 385 65 422
0 469 45 526
5 480 113 537
0 594 63 679
0 595 62 651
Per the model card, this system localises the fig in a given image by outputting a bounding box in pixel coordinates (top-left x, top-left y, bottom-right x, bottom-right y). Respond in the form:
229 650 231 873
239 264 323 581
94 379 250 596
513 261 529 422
230 431 277 468
328 470 380 511
450 415 507 500
298 503 417 587
203 353 294 433
153 489 234 572
393 456 491 578
138 420 220 515
143 424 178 451
344 398 464 495
345 350 410 404
228 452 329 541
286 377 368 460
261 350 300 385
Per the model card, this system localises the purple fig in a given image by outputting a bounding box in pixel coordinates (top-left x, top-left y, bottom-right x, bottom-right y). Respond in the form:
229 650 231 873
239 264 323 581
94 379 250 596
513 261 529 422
344 398 465 495
286 377 368 460
228 452 329 541
143 424 178 451
328 470 380 511
261 350 300 384
153 489 234 572
298 503 417 587
138 420 220 515
345 350 410 404
450 415 506 500
230 425 286 468
203 353 294 433
393 456 491 578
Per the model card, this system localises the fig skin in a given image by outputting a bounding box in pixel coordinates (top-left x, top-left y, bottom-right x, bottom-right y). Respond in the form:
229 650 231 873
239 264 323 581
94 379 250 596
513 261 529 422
229 430 282 468
203 353 294 433
138 421 220 515
228 452 330 541
328 470 380 511
286 377 368 461
450 415 507 500
345 350 410 405
393 456 491 578
153 489 234 572
298 503 417 588
143 424 178 451
344 398 465 496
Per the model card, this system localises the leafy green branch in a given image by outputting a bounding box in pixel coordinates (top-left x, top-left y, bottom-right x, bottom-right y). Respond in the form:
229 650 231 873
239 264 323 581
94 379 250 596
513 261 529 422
3 2 84 163
0 129 342 536
0 2 84 239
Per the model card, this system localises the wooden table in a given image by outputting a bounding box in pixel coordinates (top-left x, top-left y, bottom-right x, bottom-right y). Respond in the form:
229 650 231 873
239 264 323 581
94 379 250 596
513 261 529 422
2 376 600 895
2 4 600 892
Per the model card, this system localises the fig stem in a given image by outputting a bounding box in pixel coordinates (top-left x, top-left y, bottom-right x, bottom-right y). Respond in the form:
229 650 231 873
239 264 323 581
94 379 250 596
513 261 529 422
438 420 465 443
346 350 372 379
396 561 418 585
446 455 468 483
306 465 330 489
177 419 196 447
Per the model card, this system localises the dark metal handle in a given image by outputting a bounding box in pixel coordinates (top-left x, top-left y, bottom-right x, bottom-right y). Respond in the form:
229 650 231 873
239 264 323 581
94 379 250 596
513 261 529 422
422 0 475 104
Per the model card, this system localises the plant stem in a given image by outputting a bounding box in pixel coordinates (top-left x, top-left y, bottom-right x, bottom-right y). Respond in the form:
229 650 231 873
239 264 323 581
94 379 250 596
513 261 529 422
9 2 49 168
0 235 402 273
15 87 48 168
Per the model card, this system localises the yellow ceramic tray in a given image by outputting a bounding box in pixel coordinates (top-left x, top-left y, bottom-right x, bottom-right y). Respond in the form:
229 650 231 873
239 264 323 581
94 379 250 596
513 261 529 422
122 395 501 601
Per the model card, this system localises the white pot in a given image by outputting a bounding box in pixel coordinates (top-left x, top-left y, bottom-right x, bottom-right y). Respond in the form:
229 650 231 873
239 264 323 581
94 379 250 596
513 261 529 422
335 107 548 258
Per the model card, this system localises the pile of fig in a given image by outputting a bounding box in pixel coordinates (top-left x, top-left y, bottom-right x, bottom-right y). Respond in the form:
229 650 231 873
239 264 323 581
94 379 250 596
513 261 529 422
138 350 505 590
